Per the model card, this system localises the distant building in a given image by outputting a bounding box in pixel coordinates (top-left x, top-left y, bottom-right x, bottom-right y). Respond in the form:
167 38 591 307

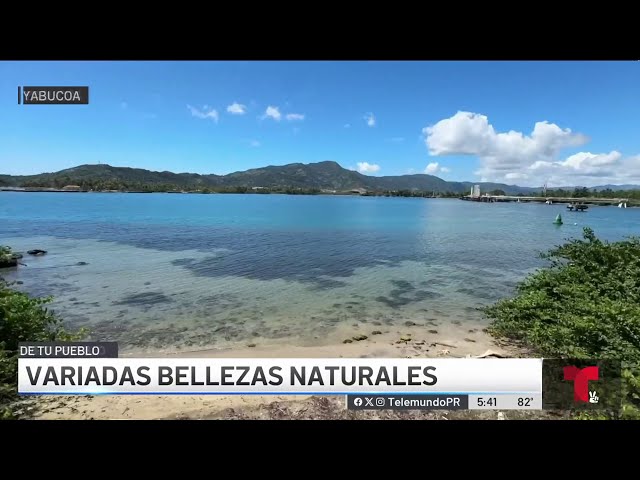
62 185 82 191
471 185 480 198
350 188 367 195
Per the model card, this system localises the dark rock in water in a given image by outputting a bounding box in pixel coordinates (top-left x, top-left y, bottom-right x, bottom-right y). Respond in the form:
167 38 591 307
114 291 172 306
413 290 443 300
12 253 23 259
464 338 477 343
404 321 417 327
76 261 89 266
27 249 47 256
247 343 257 348
371 330 382 335
352 334 368 341
144 281 152 286
391 280 415 291
428 329 438 334
0 258 18 268
16 280 24 285
375 296 406 308
343 339 353 344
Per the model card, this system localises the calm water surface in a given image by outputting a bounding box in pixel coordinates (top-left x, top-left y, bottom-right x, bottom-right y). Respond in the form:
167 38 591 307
2 193 639 352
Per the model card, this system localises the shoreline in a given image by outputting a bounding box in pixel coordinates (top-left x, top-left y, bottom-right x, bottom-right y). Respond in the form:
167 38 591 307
28 322 532 420
1 189 637 207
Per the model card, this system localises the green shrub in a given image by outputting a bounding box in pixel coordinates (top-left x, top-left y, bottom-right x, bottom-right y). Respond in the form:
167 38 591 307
483 228 640 419
0 246 13 263
0 277 86 418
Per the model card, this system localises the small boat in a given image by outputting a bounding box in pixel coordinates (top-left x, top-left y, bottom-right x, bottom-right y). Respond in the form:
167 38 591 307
567 203 588 212
618 202 627 208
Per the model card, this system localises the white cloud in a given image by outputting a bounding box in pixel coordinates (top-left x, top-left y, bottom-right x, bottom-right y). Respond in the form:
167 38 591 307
561 151 621 170
518 151 640 186
425 162 439 174
226 102 247 115
286 113 305 121
187 104 219 123
357 162 380 173
505 172 529 180
364 113 376 127
424 162 450 175
421 111 640 186
263 106 281 121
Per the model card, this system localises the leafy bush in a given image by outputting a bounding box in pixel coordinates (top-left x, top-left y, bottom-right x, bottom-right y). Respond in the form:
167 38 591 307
0 246 13 263
0 277 86 419
483 228 640 419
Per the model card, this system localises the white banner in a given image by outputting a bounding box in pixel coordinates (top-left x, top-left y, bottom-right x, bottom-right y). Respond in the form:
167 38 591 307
18 358 542 395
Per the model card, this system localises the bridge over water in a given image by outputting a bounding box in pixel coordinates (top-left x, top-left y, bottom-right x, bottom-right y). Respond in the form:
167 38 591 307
460 195 634 206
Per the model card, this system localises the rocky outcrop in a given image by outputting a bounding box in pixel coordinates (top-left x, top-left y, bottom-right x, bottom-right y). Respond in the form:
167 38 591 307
0 258 18 268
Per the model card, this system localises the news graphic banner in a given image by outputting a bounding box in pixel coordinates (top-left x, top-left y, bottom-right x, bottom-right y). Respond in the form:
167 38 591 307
18 86 89 105
17 342 622 411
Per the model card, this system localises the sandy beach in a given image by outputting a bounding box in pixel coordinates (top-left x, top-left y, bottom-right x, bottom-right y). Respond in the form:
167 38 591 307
22 322 559 420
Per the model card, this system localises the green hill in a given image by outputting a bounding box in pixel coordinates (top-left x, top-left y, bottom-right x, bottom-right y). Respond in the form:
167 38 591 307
0 161 537 194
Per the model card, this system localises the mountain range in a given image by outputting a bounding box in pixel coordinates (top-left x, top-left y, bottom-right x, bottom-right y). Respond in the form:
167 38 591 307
0 161 638 194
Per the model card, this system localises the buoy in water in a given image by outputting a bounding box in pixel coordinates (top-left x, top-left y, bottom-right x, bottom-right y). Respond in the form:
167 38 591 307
553 214 563 225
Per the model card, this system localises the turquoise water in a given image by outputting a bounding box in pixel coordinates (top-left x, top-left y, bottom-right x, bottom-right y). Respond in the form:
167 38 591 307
2 192 639 352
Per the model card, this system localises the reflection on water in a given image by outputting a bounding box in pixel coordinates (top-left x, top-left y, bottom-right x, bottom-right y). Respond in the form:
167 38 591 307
2 193 640 352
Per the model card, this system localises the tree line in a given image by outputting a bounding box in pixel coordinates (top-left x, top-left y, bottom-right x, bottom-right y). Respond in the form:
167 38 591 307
16 176 640 200
16 177 462 197
519 187 640 199
19 178 324 195
543 187 640 199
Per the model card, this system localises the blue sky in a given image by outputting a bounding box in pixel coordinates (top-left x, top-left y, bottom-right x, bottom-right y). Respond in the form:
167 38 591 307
1 61 639 186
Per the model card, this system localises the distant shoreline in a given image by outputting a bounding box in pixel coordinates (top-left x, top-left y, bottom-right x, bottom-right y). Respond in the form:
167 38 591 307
1 188 637 206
